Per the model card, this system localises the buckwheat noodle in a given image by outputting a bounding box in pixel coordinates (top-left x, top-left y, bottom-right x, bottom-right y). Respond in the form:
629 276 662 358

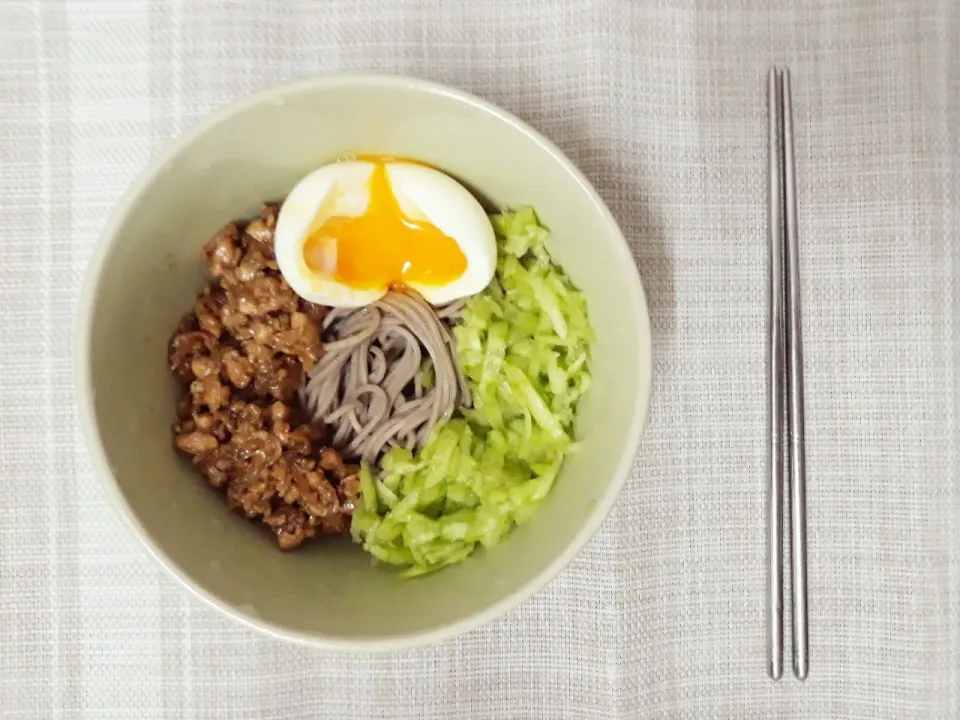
299 290 471 466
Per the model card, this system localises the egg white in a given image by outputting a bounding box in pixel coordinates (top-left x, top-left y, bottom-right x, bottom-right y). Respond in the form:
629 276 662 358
274 161 383 308
274 160 496 308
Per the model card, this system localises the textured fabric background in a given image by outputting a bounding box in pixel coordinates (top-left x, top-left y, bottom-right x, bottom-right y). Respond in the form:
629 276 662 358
0 0 957 718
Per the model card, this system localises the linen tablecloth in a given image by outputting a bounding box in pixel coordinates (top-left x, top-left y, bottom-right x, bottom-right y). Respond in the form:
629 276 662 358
1 1 957 717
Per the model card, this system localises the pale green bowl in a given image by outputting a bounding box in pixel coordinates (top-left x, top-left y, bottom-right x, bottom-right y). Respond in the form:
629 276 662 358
76 75 652 649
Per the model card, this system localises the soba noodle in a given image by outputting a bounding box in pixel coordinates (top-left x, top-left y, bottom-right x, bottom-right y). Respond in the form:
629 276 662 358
299 290 471 466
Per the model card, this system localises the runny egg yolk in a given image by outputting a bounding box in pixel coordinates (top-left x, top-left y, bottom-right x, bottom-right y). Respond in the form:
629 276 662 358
302 161 468 290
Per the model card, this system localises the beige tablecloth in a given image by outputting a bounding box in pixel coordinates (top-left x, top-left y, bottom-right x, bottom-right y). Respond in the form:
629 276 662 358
1 0 957 717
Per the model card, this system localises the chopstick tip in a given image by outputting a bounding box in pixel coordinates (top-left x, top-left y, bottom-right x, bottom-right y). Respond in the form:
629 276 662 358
769 663 783 681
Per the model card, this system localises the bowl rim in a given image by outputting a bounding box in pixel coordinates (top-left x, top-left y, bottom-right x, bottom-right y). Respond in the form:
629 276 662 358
75 73 653 651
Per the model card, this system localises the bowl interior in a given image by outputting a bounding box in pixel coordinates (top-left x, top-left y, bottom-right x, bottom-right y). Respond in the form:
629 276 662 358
82 77 651 646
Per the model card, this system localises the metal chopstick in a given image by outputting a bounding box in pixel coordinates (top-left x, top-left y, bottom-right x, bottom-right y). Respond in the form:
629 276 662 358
766 66 786 682
779 67 809 682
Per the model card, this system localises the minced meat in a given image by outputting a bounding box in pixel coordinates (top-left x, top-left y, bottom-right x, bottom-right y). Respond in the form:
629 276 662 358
168 203 357 550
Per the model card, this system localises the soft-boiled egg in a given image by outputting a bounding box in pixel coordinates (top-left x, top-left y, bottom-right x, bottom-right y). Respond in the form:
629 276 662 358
274 158 496 307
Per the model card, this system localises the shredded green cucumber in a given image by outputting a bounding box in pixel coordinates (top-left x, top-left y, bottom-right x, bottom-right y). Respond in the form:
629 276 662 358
350 207 593 576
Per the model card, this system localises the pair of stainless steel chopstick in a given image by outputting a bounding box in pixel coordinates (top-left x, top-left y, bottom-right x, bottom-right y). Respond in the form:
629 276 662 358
767 66 808 682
